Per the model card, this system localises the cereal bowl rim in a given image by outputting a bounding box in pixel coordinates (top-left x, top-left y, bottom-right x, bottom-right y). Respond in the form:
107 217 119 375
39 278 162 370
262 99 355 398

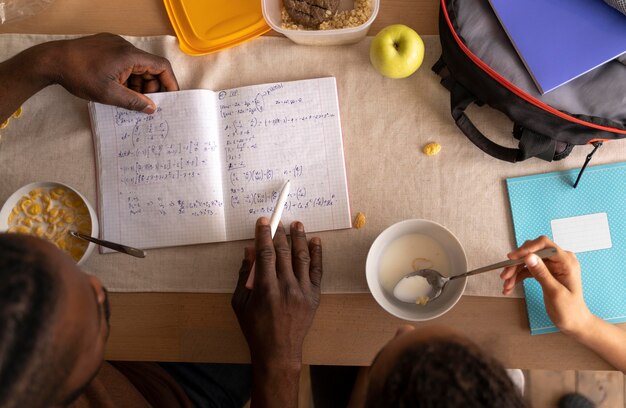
365 219 468 321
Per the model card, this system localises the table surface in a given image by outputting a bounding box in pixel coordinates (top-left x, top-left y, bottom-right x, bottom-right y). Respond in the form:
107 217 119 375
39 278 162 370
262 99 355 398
0 0 621 370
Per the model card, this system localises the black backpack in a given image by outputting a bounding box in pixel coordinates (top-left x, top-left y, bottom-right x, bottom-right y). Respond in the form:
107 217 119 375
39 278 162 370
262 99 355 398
433 0 626 186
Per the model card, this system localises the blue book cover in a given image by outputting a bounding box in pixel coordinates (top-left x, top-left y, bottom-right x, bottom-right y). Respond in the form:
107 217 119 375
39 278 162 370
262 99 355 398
506 162 626 335
488 0 626 94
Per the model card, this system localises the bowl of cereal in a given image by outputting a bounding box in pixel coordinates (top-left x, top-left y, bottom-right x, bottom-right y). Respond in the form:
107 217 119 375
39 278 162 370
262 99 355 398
0 182 98 265
262 0 379 45
366 219 467 321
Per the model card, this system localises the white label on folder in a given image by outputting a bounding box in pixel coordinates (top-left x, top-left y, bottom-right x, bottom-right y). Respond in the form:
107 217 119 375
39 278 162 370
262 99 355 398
551 213 612 253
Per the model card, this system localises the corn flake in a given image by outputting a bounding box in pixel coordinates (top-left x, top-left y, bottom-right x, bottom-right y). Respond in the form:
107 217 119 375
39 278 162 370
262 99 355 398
6 185 91 262
354 212 367 229
422 142 442 156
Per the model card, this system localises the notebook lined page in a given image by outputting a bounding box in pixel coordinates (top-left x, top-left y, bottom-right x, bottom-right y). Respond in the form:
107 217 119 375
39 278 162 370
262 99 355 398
90 90 226 250
219 78 352 239
89 78 351 251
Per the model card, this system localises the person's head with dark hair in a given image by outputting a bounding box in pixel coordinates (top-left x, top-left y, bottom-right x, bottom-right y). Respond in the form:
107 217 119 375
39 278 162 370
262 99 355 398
365 325 526 408
0 233 110 408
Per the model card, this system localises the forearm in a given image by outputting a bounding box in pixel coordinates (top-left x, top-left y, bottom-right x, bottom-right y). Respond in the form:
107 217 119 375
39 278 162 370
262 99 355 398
0 42 59 122
572 316 626 373
250 361 301 408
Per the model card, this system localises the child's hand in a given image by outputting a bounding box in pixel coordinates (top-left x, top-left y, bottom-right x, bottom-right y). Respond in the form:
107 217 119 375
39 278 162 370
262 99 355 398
500 236 592 336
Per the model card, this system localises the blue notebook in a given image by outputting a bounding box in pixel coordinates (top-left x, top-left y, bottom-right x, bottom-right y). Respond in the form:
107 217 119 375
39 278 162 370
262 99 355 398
506 162 626 335
488 0 626 94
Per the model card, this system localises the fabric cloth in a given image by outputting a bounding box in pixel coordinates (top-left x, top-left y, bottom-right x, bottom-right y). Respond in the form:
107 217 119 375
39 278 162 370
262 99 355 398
69 361 191 408
310 365 360 408
159 362 252 408
69 361 251 408
1 34 625 296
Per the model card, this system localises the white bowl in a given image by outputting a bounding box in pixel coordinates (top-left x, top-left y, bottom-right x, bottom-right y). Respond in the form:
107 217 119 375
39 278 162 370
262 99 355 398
0 181 99 265
366 219 467 321
262 0 380 46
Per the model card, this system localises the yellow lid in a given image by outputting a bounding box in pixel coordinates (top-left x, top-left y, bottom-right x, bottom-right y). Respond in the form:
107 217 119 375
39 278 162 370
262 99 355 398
164 0 271 56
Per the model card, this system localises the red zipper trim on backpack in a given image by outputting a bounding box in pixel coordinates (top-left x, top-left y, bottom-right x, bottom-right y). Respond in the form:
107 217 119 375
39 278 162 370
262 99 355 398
441 0 624 139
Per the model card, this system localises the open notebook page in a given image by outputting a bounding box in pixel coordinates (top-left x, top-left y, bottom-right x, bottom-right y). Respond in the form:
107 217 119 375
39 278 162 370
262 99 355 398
90 90 226 250
90 77 351 251
218 77 351 239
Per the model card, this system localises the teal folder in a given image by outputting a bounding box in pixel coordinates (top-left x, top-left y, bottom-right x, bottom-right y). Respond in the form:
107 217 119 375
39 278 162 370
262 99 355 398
506 162 626 335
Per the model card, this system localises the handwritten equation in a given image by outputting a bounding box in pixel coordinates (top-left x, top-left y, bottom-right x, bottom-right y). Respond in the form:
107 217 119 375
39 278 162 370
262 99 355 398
228 165 304 186
216 81 344 229
126 194 224 217
107 100 223 224
228 185 336 214
118 140 218 159
94 78 349 248
113 106 218 190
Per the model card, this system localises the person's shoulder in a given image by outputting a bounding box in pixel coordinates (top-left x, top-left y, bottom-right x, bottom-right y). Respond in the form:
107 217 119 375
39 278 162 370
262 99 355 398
68 362 153 408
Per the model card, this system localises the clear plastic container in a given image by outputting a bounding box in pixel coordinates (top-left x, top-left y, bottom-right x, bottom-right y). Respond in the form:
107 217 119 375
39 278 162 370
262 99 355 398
262 0 380 46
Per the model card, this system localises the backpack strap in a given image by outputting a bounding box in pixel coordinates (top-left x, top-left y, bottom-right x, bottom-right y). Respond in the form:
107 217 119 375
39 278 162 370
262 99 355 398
450 81 520 162
515 127 557 161
449 80 568 162
513 125 574 161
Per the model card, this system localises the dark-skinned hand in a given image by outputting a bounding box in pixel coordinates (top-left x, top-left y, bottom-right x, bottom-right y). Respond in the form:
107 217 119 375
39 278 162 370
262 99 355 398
43 33 178 113
232 217 323 369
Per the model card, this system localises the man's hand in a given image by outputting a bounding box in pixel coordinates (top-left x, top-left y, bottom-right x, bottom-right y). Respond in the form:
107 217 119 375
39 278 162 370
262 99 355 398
500 236 592 335
45 33 178 113
0 33 179 122
231 217 322 407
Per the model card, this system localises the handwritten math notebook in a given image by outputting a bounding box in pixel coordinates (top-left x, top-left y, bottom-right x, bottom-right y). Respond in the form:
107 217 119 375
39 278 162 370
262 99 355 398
506 163 626 335
89 77 351 250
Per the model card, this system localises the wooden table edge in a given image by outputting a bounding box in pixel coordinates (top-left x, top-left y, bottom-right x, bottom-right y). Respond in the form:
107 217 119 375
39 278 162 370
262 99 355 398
105 292 621 371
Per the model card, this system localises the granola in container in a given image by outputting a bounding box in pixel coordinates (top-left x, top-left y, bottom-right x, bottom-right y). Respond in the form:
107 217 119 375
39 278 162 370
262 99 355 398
282 0 372 30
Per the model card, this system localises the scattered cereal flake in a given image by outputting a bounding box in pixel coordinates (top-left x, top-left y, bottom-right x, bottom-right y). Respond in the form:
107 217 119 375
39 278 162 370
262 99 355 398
422 142 442 156
1 107 23 135
412 257 433 272
354 212 366 229
416 296 430 305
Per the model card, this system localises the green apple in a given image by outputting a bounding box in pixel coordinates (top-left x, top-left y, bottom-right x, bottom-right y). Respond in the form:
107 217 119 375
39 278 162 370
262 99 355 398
369 24 425 79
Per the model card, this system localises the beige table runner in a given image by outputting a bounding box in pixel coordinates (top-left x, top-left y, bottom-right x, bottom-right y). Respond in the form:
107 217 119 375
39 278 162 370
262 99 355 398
1 34 624 296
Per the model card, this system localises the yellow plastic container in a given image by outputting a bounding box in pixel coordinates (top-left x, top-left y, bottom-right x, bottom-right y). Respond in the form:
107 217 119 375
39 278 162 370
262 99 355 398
164 0 271 55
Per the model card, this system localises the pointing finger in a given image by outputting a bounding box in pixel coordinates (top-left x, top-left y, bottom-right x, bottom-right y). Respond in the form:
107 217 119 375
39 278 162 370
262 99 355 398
233 247 254 305
291 222 311 284
308 237 323 290
508 236 559 260
254 217 277 290
274 222 296 285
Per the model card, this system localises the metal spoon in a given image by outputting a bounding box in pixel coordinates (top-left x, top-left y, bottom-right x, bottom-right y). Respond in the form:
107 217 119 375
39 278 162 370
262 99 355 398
70 231 146 258
393 247 557 304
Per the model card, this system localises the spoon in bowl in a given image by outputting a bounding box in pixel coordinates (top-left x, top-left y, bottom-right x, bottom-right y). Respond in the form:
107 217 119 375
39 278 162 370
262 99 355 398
70 231 146 258
393 247 557 305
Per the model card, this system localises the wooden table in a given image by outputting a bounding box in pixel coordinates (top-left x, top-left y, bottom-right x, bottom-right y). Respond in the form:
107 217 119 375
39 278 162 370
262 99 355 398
0 0 620 370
